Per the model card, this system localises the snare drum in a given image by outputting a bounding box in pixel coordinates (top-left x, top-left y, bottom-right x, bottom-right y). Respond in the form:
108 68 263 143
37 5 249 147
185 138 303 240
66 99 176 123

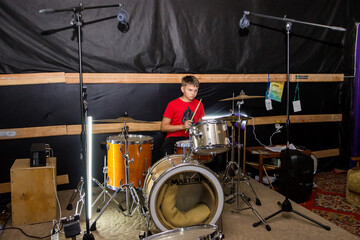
190 120 230 155
144 224 220 240
175 140 213 163
143 154 224 232
107 134 153 189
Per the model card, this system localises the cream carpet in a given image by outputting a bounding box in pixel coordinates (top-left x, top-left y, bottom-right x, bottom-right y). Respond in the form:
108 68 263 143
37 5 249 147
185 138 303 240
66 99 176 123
0 178 358 240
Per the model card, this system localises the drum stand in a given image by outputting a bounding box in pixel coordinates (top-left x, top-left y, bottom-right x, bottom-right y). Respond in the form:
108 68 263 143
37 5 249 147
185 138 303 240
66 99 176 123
90 123 146 231
91 156 122 212
224 97 270 231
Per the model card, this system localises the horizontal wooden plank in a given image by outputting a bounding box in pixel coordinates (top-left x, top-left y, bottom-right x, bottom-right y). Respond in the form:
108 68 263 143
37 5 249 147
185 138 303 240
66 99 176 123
0 174 69 194
0 114 341 140
0 72 66 86
312 148 340 158
65 73 344 84
66 122 162 135
0 72 343 86
249 114 342 125
0 125 68 140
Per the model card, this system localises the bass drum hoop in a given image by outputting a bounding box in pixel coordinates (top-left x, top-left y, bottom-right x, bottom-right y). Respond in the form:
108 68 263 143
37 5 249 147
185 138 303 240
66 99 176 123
146 159 224 232
144 224 218 240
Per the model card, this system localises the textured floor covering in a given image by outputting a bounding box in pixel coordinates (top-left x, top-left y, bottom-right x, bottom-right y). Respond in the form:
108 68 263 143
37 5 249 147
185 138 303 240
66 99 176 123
0 177 359 240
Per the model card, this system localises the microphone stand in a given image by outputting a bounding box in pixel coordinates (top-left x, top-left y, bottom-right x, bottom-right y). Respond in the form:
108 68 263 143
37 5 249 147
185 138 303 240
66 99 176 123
39 3 123 239
241 11 345 230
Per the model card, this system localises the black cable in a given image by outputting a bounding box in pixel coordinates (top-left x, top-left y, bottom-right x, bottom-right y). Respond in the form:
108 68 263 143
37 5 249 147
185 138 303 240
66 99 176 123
1 222 63 239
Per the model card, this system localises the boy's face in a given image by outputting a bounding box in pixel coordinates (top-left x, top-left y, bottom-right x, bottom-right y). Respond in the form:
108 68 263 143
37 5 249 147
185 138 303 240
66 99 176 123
181 84 198 102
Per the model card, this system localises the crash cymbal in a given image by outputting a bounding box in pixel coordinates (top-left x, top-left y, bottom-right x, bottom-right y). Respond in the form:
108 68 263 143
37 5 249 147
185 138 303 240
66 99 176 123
216 114 250 122
94 116 154 123
219 94 265 101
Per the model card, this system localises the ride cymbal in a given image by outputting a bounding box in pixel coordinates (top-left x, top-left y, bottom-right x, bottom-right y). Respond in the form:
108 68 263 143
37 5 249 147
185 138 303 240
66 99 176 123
216 114 250 122
219 94 265 101
94 116 154 123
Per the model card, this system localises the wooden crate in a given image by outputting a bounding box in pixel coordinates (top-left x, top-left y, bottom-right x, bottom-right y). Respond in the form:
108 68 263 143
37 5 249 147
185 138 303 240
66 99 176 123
10 157 57 225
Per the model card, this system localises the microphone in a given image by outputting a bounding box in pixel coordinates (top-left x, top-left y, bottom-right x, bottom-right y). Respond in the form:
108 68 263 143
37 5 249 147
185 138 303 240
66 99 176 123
117 6 130 33
239 11 250 29
39 8 55 14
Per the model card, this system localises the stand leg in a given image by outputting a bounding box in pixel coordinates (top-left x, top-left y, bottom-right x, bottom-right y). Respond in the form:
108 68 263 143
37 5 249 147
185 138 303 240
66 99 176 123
66 177 84 210
253 198 331 231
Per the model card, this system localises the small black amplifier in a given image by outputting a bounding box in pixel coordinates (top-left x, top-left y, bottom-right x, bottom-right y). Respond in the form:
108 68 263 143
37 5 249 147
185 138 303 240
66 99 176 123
30 143 47 167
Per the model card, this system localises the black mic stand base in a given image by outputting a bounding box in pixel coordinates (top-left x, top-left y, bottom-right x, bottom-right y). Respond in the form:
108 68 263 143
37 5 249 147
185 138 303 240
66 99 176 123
253 197 331 231
83 232 95 240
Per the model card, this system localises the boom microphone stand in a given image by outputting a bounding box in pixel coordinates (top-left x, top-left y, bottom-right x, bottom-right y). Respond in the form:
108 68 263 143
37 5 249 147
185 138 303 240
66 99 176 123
238 11 346 230
39 3 125 239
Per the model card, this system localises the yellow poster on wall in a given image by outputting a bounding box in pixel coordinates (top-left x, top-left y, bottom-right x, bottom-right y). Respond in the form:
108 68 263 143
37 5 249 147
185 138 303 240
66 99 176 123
268 82 284 102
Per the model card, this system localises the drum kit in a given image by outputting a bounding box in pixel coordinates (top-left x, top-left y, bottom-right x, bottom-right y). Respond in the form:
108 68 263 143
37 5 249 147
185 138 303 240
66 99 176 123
70 92 270 239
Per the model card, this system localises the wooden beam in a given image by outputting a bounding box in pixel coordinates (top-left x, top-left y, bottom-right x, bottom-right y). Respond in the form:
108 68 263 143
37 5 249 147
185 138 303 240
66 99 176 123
65 73 344 84
0 72 66 86
0 174 69 194
0 72 343 85
0 114 341 140
67 122 162 135
0 125 67 140
249 114 342 125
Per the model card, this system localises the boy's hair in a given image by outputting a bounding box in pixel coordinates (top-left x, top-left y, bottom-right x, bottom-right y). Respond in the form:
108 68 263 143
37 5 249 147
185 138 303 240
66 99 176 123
181 75 200 87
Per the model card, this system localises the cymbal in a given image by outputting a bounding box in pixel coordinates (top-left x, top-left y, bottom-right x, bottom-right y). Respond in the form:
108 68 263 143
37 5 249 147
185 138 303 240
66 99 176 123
94 116 154 123
219 94 265 101
216 114 250 122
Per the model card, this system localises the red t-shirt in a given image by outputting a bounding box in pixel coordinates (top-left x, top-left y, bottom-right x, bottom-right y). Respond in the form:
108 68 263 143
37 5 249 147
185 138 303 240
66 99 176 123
163 98 205 139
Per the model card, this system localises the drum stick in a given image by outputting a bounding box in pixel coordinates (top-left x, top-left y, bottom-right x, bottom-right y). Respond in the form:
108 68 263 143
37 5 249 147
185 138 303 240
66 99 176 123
185 98 202 133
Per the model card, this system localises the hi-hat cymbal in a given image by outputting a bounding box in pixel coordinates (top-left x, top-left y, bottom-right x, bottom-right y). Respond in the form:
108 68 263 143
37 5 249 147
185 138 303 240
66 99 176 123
94 116 154 123
219 94 265 101
216 114 250 122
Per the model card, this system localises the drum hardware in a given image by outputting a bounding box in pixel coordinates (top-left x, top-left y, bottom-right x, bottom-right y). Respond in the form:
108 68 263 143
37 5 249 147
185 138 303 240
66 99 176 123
90 123 148 231
220 92 270 230
91 156 122 212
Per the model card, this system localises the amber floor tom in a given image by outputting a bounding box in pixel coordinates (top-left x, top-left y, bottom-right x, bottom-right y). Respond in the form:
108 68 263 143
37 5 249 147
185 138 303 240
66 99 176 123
107 134 153 190
143 154 224 232
175 140 213 163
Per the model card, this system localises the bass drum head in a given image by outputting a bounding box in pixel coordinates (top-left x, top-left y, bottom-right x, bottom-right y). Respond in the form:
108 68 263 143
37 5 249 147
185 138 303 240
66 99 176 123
144 224 218 240
145 155 224 232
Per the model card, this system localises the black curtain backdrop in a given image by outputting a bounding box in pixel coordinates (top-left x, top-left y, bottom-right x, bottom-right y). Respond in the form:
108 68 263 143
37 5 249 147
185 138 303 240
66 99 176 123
0 0 359 190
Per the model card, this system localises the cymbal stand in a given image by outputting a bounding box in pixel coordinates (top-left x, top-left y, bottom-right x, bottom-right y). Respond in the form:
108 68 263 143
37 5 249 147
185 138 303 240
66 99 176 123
223 95 270 231
90 123 145 231
235 98 261 206
91 156 121 212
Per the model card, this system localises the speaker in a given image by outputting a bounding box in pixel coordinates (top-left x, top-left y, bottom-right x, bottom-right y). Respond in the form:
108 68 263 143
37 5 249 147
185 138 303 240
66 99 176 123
30 143 47 167
279 149 314 203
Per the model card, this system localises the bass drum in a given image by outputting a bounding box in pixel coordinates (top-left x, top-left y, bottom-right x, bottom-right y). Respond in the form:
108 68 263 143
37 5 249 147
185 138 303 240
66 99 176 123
143 155 224 232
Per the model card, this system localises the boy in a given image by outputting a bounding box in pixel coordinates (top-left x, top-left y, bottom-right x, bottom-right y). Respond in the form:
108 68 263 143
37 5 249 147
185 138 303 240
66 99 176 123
160 75 205 157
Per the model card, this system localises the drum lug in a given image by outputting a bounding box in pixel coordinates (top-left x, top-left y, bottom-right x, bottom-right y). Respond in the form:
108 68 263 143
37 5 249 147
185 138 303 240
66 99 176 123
106 144 109 151
139 144 142 153
167 156 175 167
150 172 156 181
